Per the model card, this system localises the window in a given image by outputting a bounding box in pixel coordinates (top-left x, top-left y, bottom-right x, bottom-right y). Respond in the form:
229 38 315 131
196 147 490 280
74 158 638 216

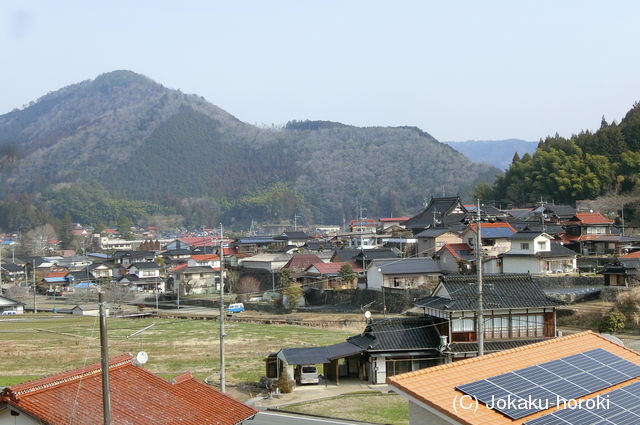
537 241 547 251
511 315 544 337
520 242 530 250
484 317 509 339
452 318 474 332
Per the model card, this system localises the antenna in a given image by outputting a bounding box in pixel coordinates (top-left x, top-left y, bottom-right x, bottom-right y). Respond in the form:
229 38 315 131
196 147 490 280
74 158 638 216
133 351 148 366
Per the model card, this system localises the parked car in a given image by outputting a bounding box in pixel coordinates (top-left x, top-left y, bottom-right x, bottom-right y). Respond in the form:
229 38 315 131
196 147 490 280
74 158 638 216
226 303 245 314
296 365 319 384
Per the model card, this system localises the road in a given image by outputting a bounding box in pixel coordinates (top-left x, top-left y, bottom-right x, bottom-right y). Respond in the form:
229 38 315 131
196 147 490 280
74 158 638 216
250 411 376 425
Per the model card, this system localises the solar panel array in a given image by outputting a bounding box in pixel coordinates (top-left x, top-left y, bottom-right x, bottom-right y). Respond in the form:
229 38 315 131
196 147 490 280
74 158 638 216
526 381 640 425
456 348 640 420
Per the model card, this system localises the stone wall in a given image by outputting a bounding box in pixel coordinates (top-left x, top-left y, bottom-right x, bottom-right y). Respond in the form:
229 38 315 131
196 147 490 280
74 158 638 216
532 275 603 289
304 287 431 313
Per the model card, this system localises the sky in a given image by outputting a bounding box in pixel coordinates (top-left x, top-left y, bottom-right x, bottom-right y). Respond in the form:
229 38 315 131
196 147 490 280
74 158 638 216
2 1 640 141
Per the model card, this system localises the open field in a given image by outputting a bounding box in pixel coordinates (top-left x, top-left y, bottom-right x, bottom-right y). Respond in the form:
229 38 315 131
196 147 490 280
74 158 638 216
281 392 409 425
0 313 356 391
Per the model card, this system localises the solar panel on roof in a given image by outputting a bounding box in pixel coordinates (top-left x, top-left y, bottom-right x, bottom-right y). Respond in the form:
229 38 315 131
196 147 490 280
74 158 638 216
526 381 640 425
456 348 640 420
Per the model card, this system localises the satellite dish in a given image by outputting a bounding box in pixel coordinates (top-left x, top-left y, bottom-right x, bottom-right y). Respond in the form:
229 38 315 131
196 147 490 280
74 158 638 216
133 351 148 366
364 311 372 320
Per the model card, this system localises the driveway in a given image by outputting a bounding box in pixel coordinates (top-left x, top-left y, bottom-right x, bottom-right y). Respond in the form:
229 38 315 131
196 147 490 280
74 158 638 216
251 411 375 425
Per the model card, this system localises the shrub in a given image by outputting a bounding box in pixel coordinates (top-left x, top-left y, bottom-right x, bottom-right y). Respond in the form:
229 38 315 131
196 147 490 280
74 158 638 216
598 308 626 333
276 374 295 394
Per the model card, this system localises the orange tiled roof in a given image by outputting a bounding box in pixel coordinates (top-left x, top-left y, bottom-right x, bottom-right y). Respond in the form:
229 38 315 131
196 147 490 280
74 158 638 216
442 243 473 259
191 254 220 262
1 353 256 425
379 217 411 222
45 271 69 278
468 222 517 233
169 263 188 272
308 261 363 274
387 331 640 425
572 212 614 225
622 251 640 258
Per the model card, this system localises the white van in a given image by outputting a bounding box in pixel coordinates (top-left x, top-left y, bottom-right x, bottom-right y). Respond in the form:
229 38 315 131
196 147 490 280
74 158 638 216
298 365 319 384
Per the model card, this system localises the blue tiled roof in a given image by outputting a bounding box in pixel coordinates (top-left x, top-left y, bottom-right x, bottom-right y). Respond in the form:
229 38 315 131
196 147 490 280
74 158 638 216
481 227 515 238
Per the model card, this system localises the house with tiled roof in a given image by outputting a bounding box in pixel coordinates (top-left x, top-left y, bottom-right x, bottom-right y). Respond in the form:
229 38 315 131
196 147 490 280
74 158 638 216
0 353 256 425
169 266 220 295
271 316 447 386
303 261 363 289
415 228 463 258
188 254 220 268
282 253 322 277
562 211 620 254
499 231 577 274
461 222 517 258
434 243 474 273
403 197 469 234
387 331 640 425
416 274 560 359
366 258 441 291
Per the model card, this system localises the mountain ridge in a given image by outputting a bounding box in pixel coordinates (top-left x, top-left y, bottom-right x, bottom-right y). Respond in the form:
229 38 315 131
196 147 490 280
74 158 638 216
0 70 500 228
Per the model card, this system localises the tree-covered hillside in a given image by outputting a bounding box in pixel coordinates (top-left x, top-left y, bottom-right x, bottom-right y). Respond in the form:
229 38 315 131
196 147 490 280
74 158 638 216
0 71 500 230
491 103 640 205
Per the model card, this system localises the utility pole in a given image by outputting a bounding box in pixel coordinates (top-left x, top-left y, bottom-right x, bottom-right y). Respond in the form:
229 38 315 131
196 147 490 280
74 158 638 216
622 205 625 236
219 223 226 393
476 199 484 356
293 214 301 231
33 259 37 313
98 292 112 425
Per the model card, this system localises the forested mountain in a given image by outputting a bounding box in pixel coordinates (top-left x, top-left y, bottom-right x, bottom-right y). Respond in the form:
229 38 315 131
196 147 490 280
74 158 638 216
0 70 500 230
444 139 537 170
491 104 640 205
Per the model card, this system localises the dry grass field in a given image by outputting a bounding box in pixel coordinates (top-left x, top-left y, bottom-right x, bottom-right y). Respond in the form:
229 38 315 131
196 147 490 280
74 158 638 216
0 314 356 388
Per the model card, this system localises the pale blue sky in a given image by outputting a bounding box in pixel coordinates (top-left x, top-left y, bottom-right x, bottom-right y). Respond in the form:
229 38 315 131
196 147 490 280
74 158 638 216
2 1 639 141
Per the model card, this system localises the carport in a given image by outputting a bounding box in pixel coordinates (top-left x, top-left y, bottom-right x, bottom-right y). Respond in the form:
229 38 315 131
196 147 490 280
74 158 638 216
275 341 364 385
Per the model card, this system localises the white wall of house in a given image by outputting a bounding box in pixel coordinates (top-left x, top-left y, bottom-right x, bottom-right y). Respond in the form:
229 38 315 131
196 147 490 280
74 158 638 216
503 256 542 274
187 258 221 268
509 234 551 255
371 356 387 384
367 268 384 290
437 251 463 273
0 408 41 425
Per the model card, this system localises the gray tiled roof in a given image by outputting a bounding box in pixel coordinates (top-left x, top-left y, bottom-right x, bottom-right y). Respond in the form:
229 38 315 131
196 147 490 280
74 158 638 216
279 341 363 365
347 317 441 352
416 274 560 311
448 338 546 354
510 231 545 240
536 242 577 258
373 258 441 275
415 228 451 238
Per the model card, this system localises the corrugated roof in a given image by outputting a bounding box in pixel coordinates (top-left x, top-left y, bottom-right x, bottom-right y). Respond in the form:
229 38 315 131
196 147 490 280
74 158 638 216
387 331 640 425
416 274 560 311
1 354 256 425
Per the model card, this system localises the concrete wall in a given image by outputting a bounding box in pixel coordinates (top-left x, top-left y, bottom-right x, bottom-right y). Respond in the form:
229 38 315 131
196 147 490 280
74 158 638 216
408 402 457 425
